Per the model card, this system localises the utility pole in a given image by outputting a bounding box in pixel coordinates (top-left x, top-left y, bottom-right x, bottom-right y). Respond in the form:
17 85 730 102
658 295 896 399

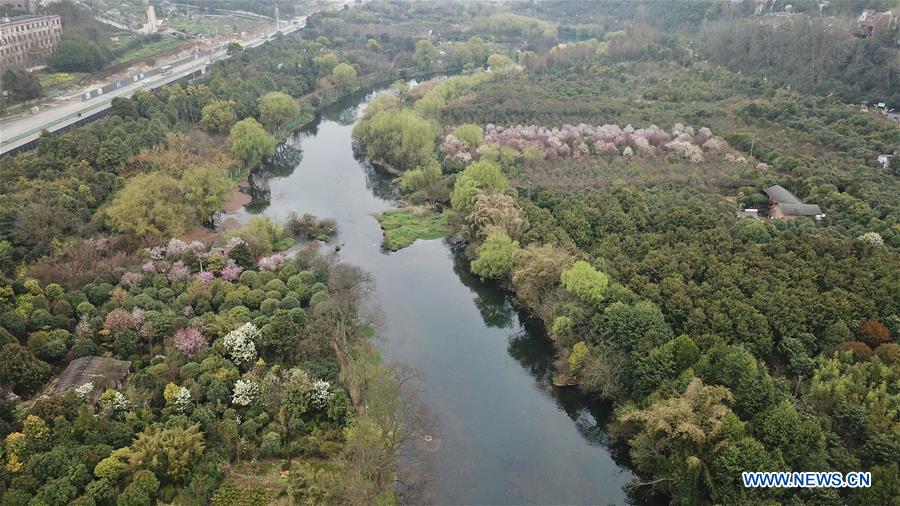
274 0 279 32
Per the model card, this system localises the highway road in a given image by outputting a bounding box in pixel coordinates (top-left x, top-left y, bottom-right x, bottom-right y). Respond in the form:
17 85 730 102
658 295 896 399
0 13 315 156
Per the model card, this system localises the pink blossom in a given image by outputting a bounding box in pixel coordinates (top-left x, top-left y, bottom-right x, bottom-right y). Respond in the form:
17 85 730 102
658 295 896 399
224 237 245 254
103 308 137 333
142 261 156 272
145 246 165 260
120 271 143 289
221 261 242 281
166 238 189 257
258 254 285 271
167 260 190 282
174 327 207 358
196 271 215 283
130 308 145 328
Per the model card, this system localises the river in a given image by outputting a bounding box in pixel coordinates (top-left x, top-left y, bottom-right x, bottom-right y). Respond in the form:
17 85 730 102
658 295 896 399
229 89 635 505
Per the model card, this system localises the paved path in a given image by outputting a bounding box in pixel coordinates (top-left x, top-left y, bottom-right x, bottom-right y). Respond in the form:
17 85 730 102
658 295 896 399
0 13 315 156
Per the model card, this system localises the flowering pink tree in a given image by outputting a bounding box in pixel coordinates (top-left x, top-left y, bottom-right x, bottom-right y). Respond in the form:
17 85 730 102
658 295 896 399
220 261 242 281
120 271 143 289
174 327 207 358
448 122 723 164
103 308 137 333
258 254 285 271
167 260 190 282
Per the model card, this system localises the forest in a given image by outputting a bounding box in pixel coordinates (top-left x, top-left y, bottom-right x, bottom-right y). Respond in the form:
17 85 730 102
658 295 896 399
0 2 461 504
1 0 899 504
348 1 900 504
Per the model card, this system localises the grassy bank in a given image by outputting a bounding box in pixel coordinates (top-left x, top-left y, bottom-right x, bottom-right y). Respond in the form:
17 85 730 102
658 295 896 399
377 207 450 251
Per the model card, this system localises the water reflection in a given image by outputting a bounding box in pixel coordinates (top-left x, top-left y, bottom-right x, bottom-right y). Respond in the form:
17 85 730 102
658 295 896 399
230 86 637 505
246 145 304 212
450 252 517 329
452 239 633 463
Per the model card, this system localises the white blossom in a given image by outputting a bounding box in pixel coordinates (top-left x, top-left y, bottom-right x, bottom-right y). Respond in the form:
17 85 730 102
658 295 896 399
232 379 259 406
857 232 884 247
223 323 260 365
309 379 333 409
100 390 130 419
173 386 192 413
74 382 93 400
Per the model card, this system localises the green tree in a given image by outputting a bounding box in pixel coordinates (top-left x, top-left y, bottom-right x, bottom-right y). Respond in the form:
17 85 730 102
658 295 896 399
616 378 747 505
560 260 608 305
181 164 233 226
258 92 300 131
199 99 237 134
752 400 826 470
2 69 43 102
450 160 508 212
48 35 107 72
224 215 288 257
117 469 159 506
106 172 193 237
697 344 775 418
487 53 514 70
414 39 438 70
229 118 276 168
128 424 206 482
470 230 519 279
452 123 483 146
226 42 243 55
0 343 51 394
352 108 436 171
596 301 672 354
331 63 357 89
313 52 339 73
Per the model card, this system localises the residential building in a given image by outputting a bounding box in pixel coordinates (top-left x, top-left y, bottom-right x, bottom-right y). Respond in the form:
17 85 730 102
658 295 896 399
0 14 61 70
856 9 898 38
764 185 824 220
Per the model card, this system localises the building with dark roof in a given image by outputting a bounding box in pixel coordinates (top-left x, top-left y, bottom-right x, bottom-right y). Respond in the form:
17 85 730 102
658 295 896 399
43 356 132 402
764 185 824 220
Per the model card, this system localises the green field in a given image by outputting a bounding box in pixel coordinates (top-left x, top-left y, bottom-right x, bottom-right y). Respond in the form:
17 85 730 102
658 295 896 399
37 72 86 90
111 35 185 65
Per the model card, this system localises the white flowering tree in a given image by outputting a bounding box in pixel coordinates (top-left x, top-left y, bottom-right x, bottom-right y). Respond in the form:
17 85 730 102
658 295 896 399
74 382 94 401
232 379 259 407
309 379 333 410
223 322 260 366
173 386 192 414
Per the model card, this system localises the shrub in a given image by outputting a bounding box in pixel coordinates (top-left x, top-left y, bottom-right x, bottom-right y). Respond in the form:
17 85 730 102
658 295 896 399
569 342 589 372
260 431 282 457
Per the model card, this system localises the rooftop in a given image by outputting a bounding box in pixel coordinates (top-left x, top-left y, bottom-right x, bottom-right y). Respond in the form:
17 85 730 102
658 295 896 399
44 356 132 401
764 185 822 216
0 15 60 26
763 184 801 204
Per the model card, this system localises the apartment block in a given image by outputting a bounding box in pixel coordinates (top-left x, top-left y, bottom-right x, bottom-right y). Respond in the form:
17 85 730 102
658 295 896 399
0 14 61 70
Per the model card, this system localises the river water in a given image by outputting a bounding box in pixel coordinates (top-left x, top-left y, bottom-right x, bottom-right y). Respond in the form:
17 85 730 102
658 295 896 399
232 90 634 505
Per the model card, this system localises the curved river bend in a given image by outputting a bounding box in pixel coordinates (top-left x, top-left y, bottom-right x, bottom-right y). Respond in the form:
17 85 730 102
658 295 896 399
229 90 634 505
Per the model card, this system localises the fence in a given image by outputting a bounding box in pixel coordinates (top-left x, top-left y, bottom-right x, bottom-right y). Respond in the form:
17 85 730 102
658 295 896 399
81 52 209 101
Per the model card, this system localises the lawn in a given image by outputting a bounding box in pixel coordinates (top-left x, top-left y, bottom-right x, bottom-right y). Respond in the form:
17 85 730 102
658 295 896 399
37 72 86 90
167 14 264 38
377 207 450 251
112 35 185 65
